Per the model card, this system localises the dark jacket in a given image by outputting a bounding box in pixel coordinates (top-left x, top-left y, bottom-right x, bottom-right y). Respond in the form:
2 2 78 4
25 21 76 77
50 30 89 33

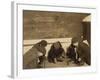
66 44 77 61
47 43 65 63
77 42 90 65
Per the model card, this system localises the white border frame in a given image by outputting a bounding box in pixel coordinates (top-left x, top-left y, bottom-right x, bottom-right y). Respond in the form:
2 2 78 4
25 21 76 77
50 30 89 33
11 1 97 78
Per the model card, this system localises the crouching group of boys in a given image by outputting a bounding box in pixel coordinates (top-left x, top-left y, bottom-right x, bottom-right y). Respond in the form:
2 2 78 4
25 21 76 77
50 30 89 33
66 37 90 66
23 37 90 69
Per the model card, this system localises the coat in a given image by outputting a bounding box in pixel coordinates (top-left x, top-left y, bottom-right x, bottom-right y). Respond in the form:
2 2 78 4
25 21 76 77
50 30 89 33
77 42 90 65
23 43 46 69
66 44 76 61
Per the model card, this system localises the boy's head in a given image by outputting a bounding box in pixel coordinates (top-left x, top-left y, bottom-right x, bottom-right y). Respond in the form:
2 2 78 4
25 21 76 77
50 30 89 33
53 41 62 49
71 37 81 47
40 40 47 47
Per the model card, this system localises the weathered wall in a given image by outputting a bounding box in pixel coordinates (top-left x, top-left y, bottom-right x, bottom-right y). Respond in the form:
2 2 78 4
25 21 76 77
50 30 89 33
23 10 89 40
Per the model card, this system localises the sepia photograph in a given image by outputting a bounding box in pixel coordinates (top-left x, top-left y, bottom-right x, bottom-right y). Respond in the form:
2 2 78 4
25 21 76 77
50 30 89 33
23 10 91 69
11 1 97 78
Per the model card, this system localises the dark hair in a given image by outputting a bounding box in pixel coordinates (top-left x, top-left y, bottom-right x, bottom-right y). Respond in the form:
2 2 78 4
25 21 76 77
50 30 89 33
57 41 62 47
71 37 82 44
51 41 62 49
39 40 47 47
